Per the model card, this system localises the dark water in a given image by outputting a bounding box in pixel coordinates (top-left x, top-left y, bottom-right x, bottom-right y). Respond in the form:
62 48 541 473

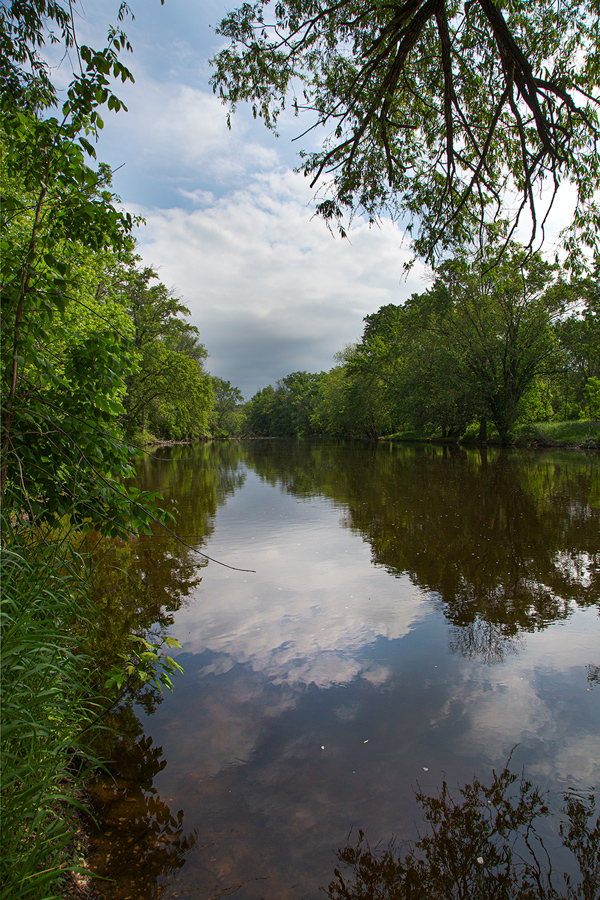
87 441 600 899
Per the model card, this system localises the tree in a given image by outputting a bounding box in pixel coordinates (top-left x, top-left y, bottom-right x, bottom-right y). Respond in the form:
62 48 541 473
212 1 600 270
246 372 324 436
246 384 278 435
554 274 600 417
0 0 170 535
119 266 213 440
414 249 564 439
337 341 403 438
345 247 565 440
210 376 245 435
582 376 600 420
278 370 324 434
311 363 357 436
349 303 478 437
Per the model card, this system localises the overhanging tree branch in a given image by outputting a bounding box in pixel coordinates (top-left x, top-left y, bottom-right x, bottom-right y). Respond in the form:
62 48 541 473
212 0 600 270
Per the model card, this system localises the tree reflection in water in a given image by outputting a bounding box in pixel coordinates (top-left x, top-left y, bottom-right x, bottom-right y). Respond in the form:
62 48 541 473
246 442 600 663
84 441 248 703
326 760 599 900
83 443 248 897
86 704 197 899
447 618 522 665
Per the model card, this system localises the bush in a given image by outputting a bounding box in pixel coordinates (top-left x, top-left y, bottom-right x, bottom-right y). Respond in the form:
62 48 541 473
0 515 184 898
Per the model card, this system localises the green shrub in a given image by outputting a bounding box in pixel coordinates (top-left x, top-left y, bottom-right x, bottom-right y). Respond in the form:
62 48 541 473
581 377 600 421
0 516 184 898
514 423 546 445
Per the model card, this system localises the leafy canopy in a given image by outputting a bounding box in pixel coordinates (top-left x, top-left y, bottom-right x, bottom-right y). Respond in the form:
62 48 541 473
0 1 169 537
211 0 600 271
119 265 212 441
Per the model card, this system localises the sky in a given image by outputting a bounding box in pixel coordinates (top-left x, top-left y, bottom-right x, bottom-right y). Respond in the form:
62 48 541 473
64 0 577 400
62 0 430 399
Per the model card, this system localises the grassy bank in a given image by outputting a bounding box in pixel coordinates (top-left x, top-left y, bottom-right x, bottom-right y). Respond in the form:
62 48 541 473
383 421 599 449
513 420 600 448
0 521 101 899
0 516 184 899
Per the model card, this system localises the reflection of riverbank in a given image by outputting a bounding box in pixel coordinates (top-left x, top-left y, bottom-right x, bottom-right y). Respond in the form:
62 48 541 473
87 441 249 684
173 474 428 689
325 758 600 900
246 441 600 640
85 441 599 899
80 443 250 896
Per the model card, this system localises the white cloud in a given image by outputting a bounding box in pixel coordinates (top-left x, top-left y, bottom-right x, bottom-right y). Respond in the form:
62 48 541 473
44 1 432 397
131 168 426 395
97 74 281 205
71 43 428 397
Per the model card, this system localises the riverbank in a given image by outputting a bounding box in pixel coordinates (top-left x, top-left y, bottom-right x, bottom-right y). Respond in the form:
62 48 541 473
0 522 100 899
136 421 600 451
0 513 181 900
382 420 600 451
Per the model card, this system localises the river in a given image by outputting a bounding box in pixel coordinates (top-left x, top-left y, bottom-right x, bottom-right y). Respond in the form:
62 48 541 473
87 440 600 899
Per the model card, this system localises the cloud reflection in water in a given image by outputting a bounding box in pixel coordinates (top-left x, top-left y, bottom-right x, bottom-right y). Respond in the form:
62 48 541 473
174 476 430 691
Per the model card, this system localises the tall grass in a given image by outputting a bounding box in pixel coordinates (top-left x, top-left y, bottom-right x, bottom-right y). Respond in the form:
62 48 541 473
0 519 100 899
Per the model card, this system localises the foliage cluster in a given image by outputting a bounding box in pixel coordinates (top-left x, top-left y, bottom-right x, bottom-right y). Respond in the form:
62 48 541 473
117 264 213 443
245 250 600 443
245 371 324 436
0 521 100 899
0 514 189 898
212 0 600 272
209 376 246 437
0 0 215 531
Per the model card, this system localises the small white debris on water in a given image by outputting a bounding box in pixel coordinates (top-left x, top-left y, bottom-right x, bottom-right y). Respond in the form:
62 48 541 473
364 740 369 743
477 857 484 865
321 746 325 750
423 767 429 771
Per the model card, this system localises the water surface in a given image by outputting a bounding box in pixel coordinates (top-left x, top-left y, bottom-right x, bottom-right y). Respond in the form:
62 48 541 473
88 441 600 899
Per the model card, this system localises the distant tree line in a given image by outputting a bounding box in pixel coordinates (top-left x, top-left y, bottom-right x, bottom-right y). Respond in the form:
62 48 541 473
244 247 599 442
